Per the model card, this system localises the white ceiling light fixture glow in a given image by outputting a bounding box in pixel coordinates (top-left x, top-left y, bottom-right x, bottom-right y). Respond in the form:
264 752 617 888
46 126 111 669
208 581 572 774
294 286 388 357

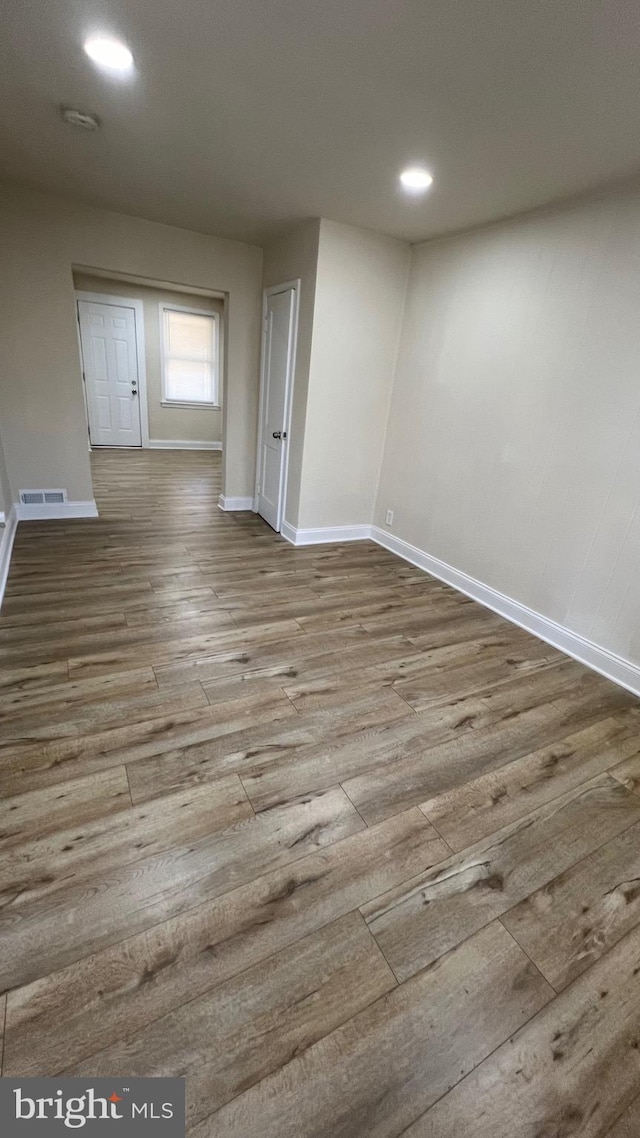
400 167 433 193
84 36 134 74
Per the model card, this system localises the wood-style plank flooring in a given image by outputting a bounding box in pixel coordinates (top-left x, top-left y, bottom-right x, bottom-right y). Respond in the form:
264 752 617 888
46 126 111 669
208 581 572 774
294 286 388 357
2 448 640 1135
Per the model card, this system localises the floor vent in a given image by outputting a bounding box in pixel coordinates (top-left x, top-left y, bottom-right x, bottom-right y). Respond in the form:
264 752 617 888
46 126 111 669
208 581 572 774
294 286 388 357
19 489 67 506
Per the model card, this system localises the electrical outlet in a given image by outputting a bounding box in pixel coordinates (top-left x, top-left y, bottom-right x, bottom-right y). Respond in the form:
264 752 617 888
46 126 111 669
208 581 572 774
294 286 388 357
385 509 394 526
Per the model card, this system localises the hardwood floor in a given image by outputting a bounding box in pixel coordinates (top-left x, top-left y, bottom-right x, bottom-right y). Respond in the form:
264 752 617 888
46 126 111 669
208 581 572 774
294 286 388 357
1 447 640 1135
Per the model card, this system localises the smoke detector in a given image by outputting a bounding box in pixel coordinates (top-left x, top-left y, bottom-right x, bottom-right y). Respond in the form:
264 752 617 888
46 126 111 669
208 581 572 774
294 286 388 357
60 107 100 130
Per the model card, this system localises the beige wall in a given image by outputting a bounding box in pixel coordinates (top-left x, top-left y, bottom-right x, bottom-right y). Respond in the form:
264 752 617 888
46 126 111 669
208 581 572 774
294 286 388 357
73 274 224 445
297 219 409 529
6 176 639 676
262 220 320 526
0 183 262 503
376 186 640 665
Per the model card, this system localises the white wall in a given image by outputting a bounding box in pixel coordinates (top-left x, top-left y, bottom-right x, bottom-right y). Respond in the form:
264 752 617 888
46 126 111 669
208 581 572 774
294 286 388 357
376 186 640 666
296 219 409 529
0 184 262 504
73 273 224 445
262 221 320 525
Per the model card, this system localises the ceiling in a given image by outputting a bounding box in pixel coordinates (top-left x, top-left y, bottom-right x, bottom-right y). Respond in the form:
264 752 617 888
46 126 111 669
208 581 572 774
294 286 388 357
1 0 640 246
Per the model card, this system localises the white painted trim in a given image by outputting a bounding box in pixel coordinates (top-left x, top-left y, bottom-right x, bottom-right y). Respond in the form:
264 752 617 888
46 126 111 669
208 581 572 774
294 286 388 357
75 290 151 449
277 283 299 537
0 505 18 609
255 280 300 535
160 401 221 410
371 526 640 699
160 302 221 408
280 520 298 544
276 518 640 696
148 439 222 451
16 500 98 521
281 522 373 546
218 495 254 512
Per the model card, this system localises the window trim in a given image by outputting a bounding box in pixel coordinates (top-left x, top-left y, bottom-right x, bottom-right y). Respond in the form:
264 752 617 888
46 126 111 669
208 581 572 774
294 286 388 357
159 303 221 409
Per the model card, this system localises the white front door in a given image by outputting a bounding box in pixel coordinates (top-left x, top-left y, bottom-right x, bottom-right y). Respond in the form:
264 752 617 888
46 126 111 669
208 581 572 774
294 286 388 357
78 300 142 446
256 286 297 531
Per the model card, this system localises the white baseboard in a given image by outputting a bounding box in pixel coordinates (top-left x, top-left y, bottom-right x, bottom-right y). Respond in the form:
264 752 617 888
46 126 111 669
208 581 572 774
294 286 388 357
0 505 17 609
148 440 222 451
218 495 255 512
281 521 373 546
371 525 640 699
280 520 299 544
15 500 99 521
276 517 640 697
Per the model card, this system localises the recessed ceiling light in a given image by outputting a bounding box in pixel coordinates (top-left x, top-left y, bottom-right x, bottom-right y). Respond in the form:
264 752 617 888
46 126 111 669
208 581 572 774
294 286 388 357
84 36 134 73
400 167 433 193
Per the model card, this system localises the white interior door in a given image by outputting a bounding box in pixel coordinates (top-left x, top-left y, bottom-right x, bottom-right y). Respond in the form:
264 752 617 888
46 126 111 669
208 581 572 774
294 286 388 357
256 286 297 531
78 300 142 446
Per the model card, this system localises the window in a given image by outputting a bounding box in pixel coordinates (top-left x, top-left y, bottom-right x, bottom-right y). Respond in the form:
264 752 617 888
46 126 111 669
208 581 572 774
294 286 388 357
161 305 219 407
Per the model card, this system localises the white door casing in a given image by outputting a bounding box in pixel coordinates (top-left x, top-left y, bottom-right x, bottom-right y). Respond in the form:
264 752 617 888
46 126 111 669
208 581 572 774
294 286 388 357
78 299 142 447
256 283 299 532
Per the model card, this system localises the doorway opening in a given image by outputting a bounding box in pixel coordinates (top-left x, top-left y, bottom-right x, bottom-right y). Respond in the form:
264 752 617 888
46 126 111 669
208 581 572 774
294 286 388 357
255 280 300 533
73 269 225 455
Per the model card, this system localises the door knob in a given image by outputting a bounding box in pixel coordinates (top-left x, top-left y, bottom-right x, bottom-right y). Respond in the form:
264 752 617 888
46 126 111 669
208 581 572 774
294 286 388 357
132 388 138 396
